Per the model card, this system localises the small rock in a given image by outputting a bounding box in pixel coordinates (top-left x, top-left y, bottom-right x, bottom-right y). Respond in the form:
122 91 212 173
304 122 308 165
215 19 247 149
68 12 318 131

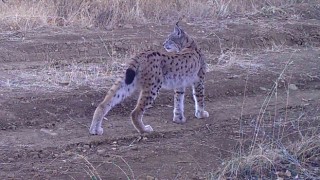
83 144 90 149
78 46 88 52
76 147 82 152
58 82 69 86
97 149 106 155
7 173 14 178
8 158 14 162
13 153 21 158
285 170 292 177
146 175 157 180
114 42 122 47
30 152 38 158
40 128 58 136
259 87 268 91
123 24 133 29
289 84 298 90
39 153 45 158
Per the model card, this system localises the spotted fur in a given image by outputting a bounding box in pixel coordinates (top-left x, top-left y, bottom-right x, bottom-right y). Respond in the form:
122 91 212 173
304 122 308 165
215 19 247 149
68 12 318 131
89 23 209 135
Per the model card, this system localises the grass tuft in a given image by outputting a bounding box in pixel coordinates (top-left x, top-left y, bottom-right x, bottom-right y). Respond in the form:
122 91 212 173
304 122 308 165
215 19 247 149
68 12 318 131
214 135 320 179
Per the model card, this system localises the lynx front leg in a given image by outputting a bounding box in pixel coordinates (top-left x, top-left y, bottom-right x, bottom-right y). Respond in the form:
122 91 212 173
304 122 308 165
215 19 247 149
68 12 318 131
192 80 209 119
131 90 158 133
173 87 186 123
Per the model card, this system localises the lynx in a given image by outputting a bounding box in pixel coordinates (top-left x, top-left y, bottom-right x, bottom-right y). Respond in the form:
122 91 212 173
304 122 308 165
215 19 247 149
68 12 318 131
89 23 209 135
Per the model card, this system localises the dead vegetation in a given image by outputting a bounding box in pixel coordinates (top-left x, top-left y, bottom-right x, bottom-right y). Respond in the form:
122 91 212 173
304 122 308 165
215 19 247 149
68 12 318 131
213 134 320 179
0 0 318 31
213 54 320 179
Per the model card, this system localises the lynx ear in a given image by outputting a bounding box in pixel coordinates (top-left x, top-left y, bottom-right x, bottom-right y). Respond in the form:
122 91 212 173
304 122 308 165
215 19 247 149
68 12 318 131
174 22 182 36
175 21 180 27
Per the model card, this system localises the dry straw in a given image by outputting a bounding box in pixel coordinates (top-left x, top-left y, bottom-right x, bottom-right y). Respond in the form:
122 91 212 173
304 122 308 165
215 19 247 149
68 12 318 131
0 0 315 31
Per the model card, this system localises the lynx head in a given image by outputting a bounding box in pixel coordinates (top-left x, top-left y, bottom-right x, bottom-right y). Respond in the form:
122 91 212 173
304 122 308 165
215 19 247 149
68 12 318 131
163 22 191 52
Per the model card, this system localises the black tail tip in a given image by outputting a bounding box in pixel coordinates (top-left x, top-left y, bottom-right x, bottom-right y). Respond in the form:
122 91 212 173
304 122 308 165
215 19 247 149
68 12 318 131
125 68 135 85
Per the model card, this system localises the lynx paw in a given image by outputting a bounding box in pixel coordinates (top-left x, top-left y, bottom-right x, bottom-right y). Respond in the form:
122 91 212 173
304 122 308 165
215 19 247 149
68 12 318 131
195 110 209 119
173 115 186 124
89 126 104 135
142 125 154 133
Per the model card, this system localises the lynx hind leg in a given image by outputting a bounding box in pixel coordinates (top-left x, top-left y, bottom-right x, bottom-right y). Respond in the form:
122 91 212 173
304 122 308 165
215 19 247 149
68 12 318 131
131 89 159 134
192 80 209 119
90 103 108 135
173 88 186 124
89 82 135 135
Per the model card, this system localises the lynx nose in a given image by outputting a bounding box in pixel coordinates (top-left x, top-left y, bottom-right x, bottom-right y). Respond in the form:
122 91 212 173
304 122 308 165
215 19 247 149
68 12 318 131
164 44 171 50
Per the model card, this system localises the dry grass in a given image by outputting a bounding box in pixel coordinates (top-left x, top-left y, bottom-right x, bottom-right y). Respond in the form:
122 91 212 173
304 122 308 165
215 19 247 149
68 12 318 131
212 53 320 179
0 58 128 93
213 135 320 179
0 0 316 31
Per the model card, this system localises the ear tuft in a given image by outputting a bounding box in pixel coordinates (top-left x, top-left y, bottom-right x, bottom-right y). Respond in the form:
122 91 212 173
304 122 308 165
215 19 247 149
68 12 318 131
174 22 182 36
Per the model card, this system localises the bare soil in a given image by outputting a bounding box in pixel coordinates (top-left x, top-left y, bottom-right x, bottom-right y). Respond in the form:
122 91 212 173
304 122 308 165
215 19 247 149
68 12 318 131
0 6 320 179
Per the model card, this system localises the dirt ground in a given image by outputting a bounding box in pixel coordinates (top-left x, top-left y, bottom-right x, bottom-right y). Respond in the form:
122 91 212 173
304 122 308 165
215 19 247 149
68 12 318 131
1 5 320 180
